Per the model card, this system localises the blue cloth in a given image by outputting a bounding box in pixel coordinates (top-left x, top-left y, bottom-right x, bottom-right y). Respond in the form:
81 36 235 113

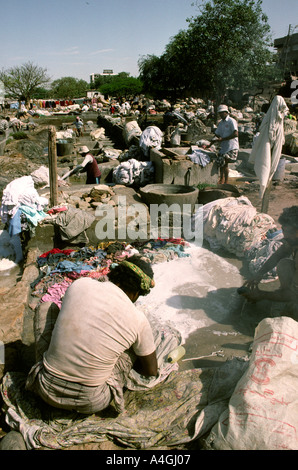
19 205 47 226
188 150 211 167
8 209 22 236
50 260 93 274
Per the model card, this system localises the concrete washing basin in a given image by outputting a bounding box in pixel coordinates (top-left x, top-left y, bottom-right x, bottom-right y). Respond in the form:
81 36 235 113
139 184 199 211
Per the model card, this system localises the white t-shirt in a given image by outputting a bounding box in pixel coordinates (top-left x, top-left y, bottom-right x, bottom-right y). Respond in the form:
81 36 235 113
43 278 156 386
81 153 93 167
215 115 239 154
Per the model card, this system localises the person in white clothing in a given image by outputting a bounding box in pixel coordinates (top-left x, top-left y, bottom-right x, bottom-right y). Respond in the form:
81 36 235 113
206 105 239 184
26 255 157 414
170 122 188 147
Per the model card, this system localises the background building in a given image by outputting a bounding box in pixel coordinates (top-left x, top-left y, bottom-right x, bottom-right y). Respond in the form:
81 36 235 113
90 70 116 84
274 26 298 77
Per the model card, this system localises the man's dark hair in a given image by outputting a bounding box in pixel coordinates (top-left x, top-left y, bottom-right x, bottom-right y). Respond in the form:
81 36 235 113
107 255 154 296
278 206 298 230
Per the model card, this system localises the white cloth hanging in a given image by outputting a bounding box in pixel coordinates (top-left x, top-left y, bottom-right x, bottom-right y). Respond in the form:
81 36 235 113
249 95 288 199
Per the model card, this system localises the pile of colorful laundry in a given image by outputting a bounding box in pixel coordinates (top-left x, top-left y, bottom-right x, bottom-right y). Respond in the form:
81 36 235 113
31 238 190 309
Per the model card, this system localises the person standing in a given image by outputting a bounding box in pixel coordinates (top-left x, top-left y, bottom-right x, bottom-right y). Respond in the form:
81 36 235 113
212 105 239 184
72 116 85 137
170 122 188 147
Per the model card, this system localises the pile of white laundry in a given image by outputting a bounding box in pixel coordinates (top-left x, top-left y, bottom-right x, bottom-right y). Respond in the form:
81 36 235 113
56 129 74 140
139 126 163 157
0 176 48 224
192 196 277 260
113 159 154 186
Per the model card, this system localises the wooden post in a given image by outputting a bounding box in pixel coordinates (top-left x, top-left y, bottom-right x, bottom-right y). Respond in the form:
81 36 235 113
48 126 58 207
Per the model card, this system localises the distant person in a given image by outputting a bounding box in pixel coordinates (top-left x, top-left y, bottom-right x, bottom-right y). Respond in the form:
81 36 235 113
72 116 85 137
10 116 22 132
238 206 298 313
170 122 188 147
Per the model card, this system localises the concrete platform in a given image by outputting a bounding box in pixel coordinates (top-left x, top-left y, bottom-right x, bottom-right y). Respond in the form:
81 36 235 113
150 147 218 185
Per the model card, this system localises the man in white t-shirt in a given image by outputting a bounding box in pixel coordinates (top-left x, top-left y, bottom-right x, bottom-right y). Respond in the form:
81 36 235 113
26 255 157 414
208 105 239 184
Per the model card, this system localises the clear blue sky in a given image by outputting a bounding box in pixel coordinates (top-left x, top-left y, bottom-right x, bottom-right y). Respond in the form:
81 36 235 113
1 0 297 83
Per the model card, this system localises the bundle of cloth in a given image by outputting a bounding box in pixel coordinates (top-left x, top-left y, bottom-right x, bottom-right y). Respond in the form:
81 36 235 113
199 196 277 259
0 176 48 262
122 120 142 146
112 158 154 186
0 176 48 226
187 148 213 167
139 126 163 157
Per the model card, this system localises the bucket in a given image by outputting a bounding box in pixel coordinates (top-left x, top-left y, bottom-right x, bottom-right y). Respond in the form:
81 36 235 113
56 141 73 156
272 158 286 182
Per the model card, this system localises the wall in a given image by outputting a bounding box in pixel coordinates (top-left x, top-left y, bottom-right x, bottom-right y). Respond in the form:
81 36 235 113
150 148 218 185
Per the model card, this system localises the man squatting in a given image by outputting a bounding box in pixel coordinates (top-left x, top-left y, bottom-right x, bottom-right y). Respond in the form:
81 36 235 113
26 255 158 414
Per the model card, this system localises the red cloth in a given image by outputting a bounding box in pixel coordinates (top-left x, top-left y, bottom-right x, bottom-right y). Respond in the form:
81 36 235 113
47 207 68 215
157 237 188 246
39 248 75 258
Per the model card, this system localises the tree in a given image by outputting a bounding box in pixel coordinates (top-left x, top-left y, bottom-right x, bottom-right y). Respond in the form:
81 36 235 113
185 0 277 103
99 75 143 98
0 61 50 107
50 77 89 99
138 55 167 98
138 0 281 103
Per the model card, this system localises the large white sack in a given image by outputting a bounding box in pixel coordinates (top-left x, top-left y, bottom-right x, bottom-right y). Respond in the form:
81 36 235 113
207 316 298 450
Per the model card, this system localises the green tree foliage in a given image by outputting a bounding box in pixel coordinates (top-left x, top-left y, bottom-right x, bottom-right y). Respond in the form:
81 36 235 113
99 75 143 97
186 0 278 101
92 71 129 89
50 76 89 99
0 61 50 106
139 0 282 102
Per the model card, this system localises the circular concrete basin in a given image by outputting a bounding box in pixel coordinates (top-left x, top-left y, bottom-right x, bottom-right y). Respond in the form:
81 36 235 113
140 184 199 210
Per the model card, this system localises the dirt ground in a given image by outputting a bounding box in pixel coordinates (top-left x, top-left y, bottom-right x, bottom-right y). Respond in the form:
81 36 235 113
0 119 297 450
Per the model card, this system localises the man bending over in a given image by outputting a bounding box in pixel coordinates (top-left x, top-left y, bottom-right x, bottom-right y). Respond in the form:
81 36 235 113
26 255 157 414
239 206 298 312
